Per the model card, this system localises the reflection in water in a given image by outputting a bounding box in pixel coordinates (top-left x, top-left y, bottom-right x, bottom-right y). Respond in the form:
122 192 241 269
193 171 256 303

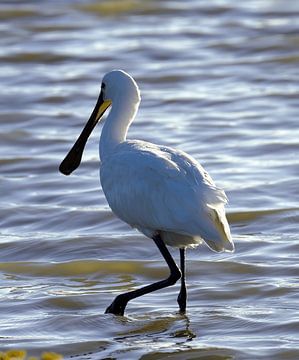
98 313 197 359
115 313 196 341
171 315 196 341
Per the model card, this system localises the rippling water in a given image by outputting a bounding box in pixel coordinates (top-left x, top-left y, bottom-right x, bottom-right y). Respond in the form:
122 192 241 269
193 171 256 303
1 0 299 359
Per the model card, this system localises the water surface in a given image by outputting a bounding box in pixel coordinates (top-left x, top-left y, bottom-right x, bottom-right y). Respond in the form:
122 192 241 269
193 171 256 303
0 0 299 359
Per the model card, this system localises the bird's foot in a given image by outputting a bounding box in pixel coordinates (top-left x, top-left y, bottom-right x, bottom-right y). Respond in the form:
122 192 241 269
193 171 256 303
177 291 187 314
105 294 128 316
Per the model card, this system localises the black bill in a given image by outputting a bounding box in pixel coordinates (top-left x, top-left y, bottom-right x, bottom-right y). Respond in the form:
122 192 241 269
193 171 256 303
59 90 111 175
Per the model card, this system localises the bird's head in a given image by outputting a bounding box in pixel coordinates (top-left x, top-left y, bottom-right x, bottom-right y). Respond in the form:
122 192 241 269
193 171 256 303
59 70 140 176
101 70 141 105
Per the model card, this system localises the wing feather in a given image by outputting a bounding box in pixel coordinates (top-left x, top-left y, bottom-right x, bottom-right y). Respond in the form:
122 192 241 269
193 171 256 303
100 140 233 252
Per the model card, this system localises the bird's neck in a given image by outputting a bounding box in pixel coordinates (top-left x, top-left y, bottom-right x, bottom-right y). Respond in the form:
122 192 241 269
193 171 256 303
99 95 139 160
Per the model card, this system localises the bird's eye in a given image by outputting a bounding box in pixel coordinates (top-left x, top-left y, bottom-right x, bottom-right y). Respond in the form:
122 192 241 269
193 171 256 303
101 82 106 91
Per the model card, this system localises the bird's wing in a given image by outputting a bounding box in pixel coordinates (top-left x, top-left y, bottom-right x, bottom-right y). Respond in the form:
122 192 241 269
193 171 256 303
157 144 233 252
100 141 233 252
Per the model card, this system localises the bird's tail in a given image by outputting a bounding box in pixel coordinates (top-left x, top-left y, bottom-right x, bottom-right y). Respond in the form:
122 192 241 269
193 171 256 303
204 205 234 252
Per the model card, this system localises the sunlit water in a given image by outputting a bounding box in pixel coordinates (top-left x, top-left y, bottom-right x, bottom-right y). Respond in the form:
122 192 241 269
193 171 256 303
1 0 299 359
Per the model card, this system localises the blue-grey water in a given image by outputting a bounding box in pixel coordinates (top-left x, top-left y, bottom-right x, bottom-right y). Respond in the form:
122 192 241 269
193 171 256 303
0 1 299 359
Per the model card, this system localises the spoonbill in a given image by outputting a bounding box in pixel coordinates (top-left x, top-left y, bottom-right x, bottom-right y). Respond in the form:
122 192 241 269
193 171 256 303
59 70 234 316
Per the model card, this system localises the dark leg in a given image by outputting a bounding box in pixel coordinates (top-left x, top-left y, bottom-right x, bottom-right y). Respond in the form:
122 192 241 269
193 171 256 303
105 233 181 316
177 248 187 313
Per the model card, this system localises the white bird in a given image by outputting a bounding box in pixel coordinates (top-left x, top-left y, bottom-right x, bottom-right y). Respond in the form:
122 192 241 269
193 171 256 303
59 70 234 316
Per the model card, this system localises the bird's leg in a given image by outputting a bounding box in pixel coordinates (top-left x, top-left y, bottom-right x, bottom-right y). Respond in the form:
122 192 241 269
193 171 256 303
105 233 181 316
177 247 187 313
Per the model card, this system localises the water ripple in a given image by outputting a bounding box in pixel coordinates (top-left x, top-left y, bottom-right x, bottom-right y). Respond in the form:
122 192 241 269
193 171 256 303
1 0 299 359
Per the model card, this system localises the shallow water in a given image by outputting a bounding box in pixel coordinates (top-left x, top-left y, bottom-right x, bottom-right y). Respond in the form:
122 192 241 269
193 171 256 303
1 0 299 359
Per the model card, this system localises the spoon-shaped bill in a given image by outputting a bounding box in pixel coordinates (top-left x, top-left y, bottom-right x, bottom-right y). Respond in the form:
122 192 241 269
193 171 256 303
59 91 111 175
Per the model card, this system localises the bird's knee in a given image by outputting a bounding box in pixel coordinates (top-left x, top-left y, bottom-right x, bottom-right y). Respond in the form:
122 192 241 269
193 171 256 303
168 268 181 285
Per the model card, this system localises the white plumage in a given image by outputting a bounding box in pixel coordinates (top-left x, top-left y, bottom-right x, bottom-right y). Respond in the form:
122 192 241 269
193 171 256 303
59 69 234 315
100 140 233 252
98 70 234 253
